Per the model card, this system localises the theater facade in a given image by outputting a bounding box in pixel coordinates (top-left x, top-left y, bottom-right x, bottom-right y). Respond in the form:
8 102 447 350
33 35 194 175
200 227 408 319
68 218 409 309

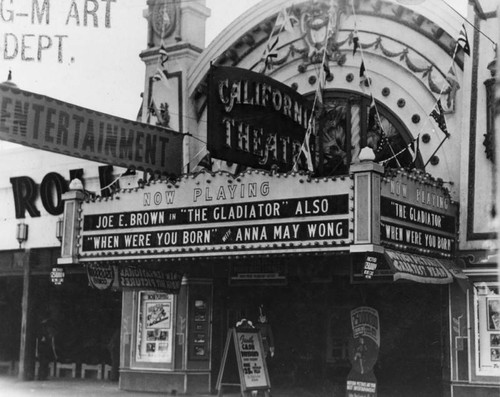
0 0 498 396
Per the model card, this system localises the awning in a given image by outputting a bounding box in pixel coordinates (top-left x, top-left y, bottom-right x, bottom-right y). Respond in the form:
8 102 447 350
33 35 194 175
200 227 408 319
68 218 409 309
384 249 468 285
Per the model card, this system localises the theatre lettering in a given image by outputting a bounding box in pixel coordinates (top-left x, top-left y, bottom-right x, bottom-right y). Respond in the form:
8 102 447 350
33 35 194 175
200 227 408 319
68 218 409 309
207 66 315 171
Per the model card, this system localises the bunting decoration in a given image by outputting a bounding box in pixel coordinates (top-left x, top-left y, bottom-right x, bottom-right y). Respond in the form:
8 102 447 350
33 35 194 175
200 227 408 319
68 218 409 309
457 24 470 56
430 99 449 137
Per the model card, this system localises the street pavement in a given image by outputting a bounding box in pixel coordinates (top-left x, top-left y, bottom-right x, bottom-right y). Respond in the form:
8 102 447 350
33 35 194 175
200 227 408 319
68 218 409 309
0 375 332 397
0 375 443 396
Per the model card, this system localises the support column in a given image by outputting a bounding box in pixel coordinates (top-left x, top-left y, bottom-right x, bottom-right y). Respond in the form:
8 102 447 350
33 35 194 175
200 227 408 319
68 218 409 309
350 157 385 253
18 251 35 380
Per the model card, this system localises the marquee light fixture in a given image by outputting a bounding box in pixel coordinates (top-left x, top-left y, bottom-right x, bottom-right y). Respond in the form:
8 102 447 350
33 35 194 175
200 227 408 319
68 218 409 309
16 223 28 248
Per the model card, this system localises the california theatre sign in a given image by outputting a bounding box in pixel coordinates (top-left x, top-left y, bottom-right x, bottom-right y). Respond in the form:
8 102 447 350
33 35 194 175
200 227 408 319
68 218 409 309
207 66 315 172
77 171 352 260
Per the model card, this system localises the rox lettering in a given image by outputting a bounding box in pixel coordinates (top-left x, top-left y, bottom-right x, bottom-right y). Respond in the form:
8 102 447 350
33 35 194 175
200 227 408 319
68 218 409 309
10 165 115 218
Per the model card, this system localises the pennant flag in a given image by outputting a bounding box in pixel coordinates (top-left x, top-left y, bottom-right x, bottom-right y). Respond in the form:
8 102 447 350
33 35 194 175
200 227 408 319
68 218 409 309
446 64 460 87
263 36 279 70
148 99 164 125
136 99 143 122
153 68 169 86
430 99 449 137
277 7 298 32
368 95 378 131
407 135 420 166
353 33 359 56
197 153 213 171
323 62 332 80
293 127 314 172
315 79 324 110
445 64 460 108
457 24 470 56
159 44 169 67
359 61 368 87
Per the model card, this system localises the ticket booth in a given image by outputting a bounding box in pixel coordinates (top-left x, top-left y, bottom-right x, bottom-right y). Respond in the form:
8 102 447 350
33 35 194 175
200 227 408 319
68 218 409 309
119 277 213 394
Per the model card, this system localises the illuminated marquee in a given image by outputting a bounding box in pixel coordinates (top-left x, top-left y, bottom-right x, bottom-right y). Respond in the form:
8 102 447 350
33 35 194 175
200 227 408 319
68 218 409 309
380 170 458 257
78 171 352 260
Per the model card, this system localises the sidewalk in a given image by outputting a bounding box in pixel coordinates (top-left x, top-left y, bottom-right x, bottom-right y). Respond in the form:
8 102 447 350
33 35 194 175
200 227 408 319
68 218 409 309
0 376 333 397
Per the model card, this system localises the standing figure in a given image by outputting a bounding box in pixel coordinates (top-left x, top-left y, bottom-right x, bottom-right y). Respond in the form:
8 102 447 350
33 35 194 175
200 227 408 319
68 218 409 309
36 317 58 380
254 305 275 359
107 328 121 381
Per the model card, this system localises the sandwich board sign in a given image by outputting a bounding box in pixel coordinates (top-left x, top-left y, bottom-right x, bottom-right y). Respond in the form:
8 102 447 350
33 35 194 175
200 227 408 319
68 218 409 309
216 327 271 397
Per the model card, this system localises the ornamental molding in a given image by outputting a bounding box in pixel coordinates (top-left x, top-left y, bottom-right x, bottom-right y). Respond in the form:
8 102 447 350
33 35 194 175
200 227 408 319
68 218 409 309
195 0 463 115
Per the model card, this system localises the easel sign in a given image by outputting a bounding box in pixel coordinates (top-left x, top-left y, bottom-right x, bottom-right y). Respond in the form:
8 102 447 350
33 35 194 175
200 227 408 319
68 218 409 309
216 327 271 397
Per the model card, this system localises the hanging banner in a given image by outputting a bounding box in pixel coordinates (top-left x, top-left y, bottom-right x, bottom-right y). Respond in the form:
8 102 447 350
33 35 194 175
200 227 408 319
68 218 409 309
86 263 183 294
0 84 184 175
207 66 315 172
347 307 380 397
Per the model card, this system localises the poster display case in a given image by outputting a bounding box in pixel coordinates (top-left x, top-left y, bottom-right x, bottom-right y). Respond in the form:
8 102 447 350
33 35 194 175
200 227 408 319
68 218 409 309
188 295 211 361
136 291 175 365
474 283 500 377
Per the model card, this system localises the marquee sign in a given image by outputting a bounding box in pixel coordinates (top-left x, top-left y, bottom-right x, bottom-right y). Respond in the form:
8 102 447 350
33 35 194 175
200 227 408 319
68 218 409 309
380 170 458 257
0 84 184 175
207 66 315 172
77 170 352 260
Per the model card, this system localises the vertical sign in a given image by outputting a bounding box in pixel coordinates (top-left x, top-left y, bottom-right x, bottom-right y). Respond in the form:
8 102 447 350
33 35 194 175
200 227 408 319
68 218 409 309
346 307 380 397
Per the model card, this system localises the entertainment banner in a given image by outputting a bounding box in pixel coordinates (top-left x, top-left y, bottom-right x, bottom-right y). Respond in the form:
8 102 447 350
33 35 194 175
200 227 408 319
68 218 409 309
207 66 315 171
0 84 184 175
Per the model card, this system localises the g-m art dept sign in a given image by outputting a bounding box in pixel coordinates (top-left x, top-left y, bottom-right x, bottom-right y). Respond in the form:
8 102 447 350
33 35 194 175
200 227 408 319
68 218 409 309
78 171 352 260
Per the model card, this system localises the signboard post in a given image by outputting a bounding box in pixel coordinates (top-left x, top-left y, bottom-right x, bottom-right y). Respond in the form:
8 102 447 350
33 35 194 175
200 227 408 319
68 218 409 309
216 327 271 397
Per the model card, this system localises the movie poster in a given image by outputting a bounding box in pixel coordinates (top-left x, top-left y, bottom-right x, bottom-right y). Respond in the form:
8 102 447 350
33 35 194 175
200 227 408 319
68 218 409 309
136 292 174 363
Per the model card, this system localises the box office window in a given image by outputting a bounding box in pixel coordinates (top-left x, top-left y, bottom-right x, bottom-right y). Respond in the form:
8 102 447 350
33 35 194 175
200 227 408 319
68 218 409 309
474 282 500 376
136 291 175 364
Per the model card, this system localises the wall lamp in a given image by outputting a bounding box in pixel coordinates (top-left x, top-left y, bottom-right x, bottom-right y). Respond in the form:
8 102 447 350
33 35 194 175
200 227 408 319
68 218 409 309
16 222 28 248
56 218 64 242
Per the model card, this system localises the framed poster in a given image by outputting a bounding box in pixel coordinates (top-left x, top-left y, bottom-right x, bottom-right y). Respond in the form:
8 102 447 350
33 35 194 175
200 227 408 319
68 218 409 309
136 292 174 363
487 298 500 331
189 297 210 361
